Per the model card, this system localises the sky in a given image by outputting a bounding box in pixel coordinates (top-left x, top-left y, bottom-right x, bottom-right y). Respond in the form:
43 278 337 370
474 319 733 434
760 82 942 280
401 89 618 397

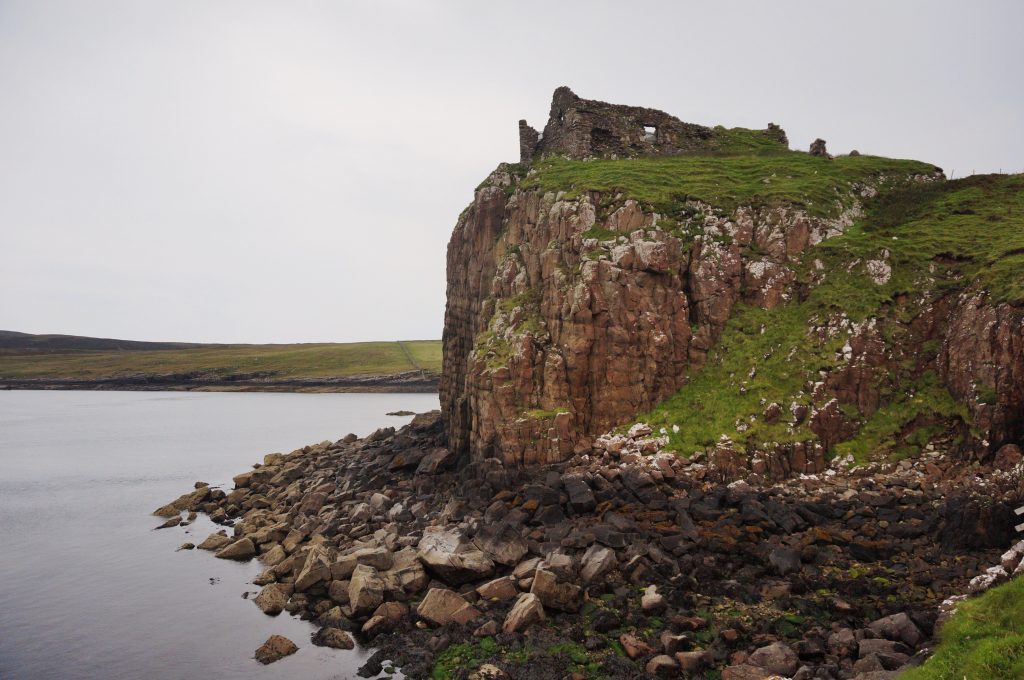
1 1 1022 343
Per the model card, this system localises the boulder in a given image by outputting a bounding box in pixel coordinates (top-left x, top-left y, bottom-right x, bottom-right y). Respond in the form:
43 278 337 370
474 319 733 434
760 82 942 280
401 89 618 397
645 655 678 677
311 626 354 649
502 593 544 633
348 564 385 617
563 475 596 513
580 544 616 583
295 545 333 591
473 523 528 566
382 546 429 594
260 544 287 567
417 527 494 585
476 576 519 601
253 584 288 616
214 537 256 561
675 650 705 673
530 568 582 612
331 546 394 579
254 635 297 664
197 532 233 551
362 601 409 637
867 612 923 647
748 641 799 676
327 580 350 604
661 631 691 655
416 587 481 626
153 485 210 517
619 633 656 659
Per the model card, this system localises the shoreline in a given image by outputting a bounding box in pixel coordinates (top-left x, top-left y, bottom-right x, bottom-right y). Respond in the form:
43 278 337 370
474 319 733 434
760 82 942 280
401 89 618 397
0 373 439 394
162 412 1022 679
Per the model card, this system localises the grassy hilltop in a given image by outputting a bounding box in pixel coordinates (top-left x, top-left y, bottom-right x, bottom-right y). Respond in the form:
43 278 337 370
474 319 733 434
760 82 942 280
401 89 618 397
0 334 441 390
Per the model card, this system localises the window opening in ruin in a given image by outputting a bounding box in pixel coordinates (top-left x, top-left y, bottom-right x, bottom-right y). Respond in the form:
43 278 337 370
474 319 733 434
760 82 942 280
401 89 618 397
643 125 657 141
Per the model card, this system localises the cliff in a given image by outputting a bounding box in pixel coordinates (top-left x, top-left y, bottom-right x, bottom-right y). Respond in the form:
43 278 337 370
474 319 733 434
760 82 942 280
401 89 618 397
442 87 1024 471
159 88 1024 680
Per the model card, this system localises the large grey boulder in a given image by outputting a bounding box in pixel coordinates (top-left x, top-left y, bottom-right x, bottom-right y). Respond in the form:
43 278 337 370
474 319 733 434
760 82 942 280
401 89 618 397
417 527 494 585
867 612 923 647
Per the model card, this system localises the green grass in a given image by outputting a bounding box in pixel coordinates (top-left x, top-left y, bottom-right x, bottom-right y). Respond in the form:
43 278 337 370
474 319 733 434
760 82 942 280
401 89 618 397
431 637 500 680
818 174 1024 309
0 340 442 380
523 152 938 218
902 577 1024 680
832 372 969 464
638 302 835 454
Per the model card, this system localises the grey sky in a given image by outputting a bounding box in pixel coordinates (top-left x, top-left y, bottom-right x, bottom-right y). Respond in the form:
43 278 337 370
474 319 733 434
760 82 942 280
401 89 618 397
1 1 1021 343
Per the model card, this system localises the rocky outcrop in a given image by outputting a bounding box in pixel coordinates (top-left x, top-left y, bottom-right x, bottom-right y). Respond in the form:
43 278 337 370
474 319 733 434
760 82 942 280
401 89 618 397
441 164 875 467
939 294 1024 452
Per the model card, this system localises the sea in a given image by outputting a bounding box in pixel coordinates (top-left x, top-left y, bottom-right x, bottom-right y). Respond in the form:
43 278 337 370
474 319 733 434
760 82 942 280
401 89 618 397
0 390 439 680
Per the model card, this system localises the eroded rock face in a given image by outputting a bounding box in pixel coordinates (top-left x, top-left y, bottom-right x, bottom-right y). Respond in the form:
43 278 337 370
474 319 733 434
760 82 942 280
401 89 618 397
441 173 865 467
939 294 1024 452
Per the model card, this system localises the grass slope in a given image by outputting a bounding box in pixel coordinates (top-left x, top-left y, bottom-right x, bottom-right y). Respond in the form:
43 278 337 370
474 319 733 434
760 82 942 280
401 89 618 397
525 151 938 218
0 340 442 380
902 577 1024 680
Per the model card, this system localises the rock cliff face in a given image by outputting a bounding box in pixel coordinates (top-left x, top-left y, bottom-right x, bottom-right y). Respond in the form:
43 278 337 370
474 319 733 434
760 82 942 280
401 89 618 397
443 88 1023 471
442 174 867 466
940 295 1024 450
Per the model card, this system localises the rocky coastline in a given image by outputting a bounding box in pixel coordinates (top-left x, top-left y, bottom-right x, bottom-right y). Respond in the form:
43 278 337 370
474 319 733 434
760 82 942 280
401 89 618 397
156 411 1024 679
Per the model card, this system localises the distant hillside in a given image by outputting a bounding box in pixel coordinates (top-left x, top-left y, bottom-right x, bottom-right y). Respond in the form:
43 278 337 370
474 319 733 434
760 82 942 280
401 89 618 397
0 332 442 392
0 330 212 351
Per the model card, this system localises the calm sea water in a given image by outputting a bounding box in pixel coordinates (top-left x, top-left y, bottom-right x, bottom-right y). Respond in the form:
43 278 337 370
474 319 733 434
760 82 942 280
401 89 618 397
0 390 438 680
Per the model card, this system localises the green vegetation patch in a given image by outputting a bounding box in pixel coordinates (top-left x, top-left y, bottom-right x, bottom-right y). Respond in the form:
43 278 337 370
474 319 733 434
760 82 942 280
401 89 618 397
524 152 937 218
636 302 838 454
431 636 500 680
833 371 969 464
903 577 1024 680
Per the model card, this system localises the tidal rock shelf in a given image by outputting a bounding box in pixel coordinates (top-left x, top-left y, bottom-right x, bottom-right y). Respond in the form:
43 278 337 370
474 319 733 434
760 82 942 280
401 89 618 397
157 412 1024 679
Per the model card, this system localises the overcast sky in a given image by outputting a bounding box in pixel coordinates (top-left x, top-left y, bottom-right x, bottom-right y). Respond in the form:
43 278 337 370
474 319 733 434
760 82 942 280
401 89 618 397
1 1 1022 343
